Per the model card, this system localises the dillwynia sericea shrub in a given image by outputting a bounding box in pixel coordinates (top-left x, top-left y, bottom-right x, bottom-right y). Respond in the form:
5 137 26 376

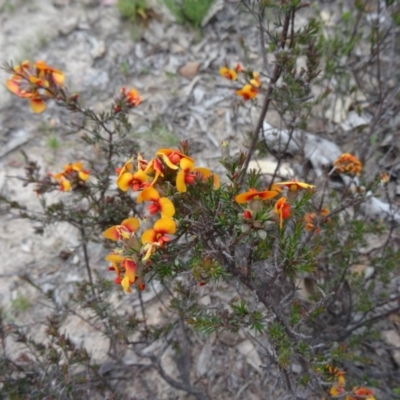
2 3 400 398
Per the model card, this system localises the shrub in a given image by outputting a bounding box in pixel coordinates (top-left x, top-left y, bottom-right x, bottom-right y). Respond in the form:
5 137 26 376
1 1 400 399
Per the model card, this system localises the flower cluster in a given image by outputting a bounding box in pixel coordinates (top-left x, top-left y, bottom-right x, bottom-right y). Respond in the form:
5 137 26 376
235 180 315 232
6 60 64 113
334 153 362 176
116 149 219 193
50 162 90 191
323 365 376 400
219 63 261 101
304 208 329 233
104 145 220 292
113 87 142 113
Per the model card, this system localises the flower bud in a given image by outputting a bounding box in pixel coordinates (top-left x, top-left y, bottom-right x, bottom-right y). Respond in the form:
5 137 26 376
243 210 253 220
220 141 230 159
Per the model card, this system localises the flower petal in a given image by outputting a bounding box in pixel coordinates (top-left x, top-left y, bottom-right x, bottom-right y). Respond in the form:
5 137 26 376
235 189 258 203
124 259 136 283
60 179 71 191
176 169 187 193
159 197 175 218
78 171 89 181
137 186 160 203
121 217 140 233
30 96 46 113
180 157 194 172
105 253 125 263
159 153 179 170
71 162 83 171
121 275 132 292
141 229 155 244
154 218 176 234
6 79 22 95
117 172 133 191
103 226 120 241
258 190 279 200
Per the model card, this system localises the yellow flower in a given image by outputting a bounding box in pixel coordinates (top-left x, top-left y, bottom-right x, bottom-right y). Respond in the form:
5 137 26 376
141 218 177 261
141 218 176 246
137 187 175 218
176 158 219 193
51 162 89 191
103 218 140 241
236 84 258 101
105 253 137 292
117 168 152 192
219 66 238 80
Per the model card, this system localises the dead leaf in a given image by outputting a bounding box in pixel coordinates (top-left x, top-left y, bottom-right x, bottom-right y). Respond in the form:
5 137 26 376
179 61 201 79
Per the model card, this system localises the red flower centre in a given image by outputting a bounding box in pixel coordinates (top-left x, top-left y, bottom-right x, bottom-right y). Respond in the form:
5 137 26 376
185 173 196 184
147 201 160 215
281 203 291 219
169 153 181 165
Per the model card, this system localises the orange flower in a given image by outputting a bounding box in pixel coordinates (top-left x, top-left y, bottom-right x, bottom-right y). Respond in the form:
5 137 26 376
156 148 194 170
34 60 65 86
5 60 64 113
103 217 140 241
235 188 279 203
137 187 175 218
52 162 89 191
126 88 141 107
334 153 362 176
141 218 177 260
271 181 315 192
346 387 375 400
274 197 291 229
330 384 345 397
6 73 47 113
105 253 138 292
117 168 152 192
304 212 317 232
176 158 219 193
219 66 238 80
304 209 329 233
236 84 258 101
